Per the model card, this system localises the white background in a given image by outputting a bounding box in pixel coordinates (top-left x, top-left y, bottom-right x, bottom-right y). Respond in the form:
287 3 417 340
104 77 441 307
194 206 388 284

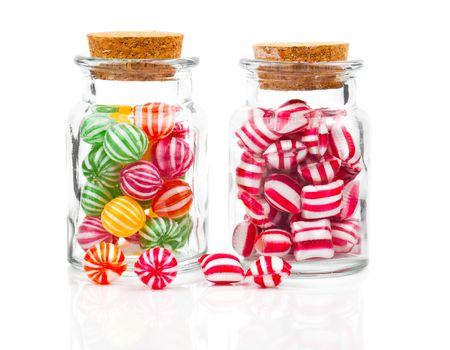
1 0 449 349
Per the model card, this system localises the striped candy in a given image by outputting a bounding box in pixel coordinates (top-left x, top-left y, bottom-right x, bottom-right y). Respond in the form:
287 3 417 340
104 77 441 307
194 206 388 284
83 242 127 284
301 116 328 157
77 216 118 251
337 159 362 183
232 220 258 257
331 219 360 253
236 152 265 195
81 181 114 217
235 108 280 154
270 99 310 134
101 196 146 238
119 160 163 201
301 180 344 219
152 179 193 219
139 217 186 251
298 156 342 185
198 253 245 284
104 123 149 164
134 247 178 289
151 137 194 179
339 181 359 220
263 139 307 171
254 229 292 257
239 192 283 228
82 146 122 188
328 122 361 166
133 102 179 140
80 113 116 145
172 121 190 138
175 214 194 247
290 218 334 261
264 174 302 214
92 104 132 115
245 256 292 288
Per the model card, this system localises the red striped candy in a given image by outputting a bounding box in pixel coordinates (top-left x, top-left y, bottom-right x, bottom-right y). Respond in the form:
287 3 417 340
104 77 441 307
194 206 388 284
119 160 163 201
246 256 292 288
152 179 193 219
239 192 283 228
301 180 344 219
198 253 245 284
270 99 310 134
339 181 359 219
298 156 342 185
235 108 280 154
264 174 302 214
290 218 333 261
134 247 178 289
254 229 292 256
133 102 179 140
77 216 118 251
83 242 127 284
236 152 265 195
331 219 360 253
263 139 307 171
232 220 258 257
328 122 361 166
301 116 328 157
337 159 363 183
151 137 194 179
171 121 189 138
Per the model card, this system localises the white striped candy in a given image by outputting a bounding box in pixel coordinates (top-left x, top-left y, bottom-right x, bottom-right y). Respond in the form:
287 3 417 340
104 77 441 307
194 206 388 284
245 256 291 288
328 122 361 166
119 160 163 201
254 229 292 256
235 152 265 195
239 192 283 228
301 116 328 157
151 136 194 179
331 219 361 253
263 139 307 171
232 220 258 257
339 181 359 219
264 174 302 214
198 253 245 284
301 180 344 219
298 156 342 185
270 99 310 134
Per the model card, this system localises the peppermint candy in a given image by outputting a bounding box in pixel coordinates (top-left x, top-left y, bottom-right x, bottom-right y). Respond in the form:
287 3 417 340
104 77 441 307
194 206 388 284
301 180 344 219
151 137 194 179
298 156 342 185
83 242 127 284
77 216 118 251
119 160 163 201
232 220 258 257
235 152 265 195
301 116 328 157
133 102 179 140
264 174 302 214
290 218 334 261
339 181 359 219
239 192 283 228
198 253 245 284
331 219 360 253
134 247 178 289
263 139 307 171
254 229 292 257
328 122 361 166
270 99 310 134
246 256 292 288
337 159 362 182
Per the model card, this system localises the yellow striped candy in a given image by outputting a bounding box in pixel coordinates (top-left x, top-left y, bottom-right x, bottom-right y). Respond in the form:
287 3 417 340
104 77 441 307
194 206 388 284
101 196 146 238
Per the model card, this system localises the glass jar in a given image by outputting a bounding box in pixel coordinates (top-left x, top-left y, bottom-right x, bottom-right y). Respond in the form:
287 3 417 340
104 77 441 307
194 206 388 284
68 56 207 273
229 58 368 276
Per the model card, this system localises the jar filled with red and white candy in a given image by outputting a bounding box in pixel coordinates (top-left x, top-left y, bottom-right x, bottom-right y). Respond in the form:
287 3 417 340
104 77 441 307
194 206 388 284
67 32 207 273
230 43 368 276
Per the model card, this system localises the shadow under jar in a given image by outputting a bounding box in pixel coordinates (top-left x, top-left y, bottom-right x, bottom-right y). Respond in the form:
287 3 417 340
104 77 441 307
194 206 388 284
68 57 207 273
230 58 368 277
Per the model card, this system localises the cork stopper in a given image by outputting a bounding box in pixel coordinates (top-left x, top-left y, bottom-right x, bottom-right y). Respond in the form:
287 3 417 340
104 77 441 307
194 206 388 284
86 31 184 81
252 42 349 91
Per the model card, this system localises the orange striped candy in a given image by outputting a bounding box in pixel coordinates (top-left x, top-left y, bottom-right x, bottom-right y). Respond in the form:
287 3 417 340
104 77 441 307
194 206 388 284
83 242 127 284
101 196 146 238
152 179 193 219
133 102 179 140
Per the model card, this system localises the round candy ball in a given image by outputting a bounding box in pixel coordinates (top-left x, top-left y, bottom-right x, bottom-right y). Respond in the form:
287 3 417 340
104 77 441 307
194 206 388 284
80 113 117 145
77 216 118 251
152 179 193 219
120 160 163 201
83 242 127 284
134 247 178 289
151 137 194 179
101 196 146 238
104 123 149 164
139 217 185 251
133 102 179 141
81 181 114 217
82 146 122 188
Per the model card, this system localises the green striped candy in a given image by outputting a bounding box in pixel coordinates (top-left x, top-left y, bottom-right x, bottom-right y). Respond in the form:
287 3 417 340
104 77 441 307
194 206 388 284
80 113 116 145
82 146 122 188
103 123 149 164
139 217 185 251
176 215 193 248
80 181 114 216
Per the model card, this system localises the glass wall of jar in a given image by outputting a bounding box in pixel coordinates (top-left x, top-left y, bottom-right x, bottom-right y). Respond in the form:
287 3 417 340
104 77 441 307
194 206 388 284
68 57 207 273
229 59 368 276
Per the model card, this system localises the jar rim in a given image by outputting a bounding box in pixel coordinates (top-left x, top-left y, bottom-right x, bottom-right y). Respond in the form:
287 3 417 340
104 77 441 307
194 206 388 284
74 56 200 69
239 58 364 71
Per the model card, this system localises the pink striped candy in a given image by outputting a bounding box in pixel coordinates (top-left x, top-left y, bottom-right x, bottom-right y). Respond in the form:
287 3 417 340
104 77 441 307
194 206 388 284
339 181 359 220
134 247 178 289
264 174 302 214
235 108 280 154
301 116 328 157
254 229 292 257
290 218 334 261
133 102 179 140
239 192 283 228
171 121 189 138
151 137 194 179
263 139 307 171
328 122 361 166
298 156 342 185
236 152 265 195
301 180 344 219
232 220 258 257
270 99 310 134
119 160 163 201
246 256 292 288
77 216 118 251
331 219 360 253
198 253 245 284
